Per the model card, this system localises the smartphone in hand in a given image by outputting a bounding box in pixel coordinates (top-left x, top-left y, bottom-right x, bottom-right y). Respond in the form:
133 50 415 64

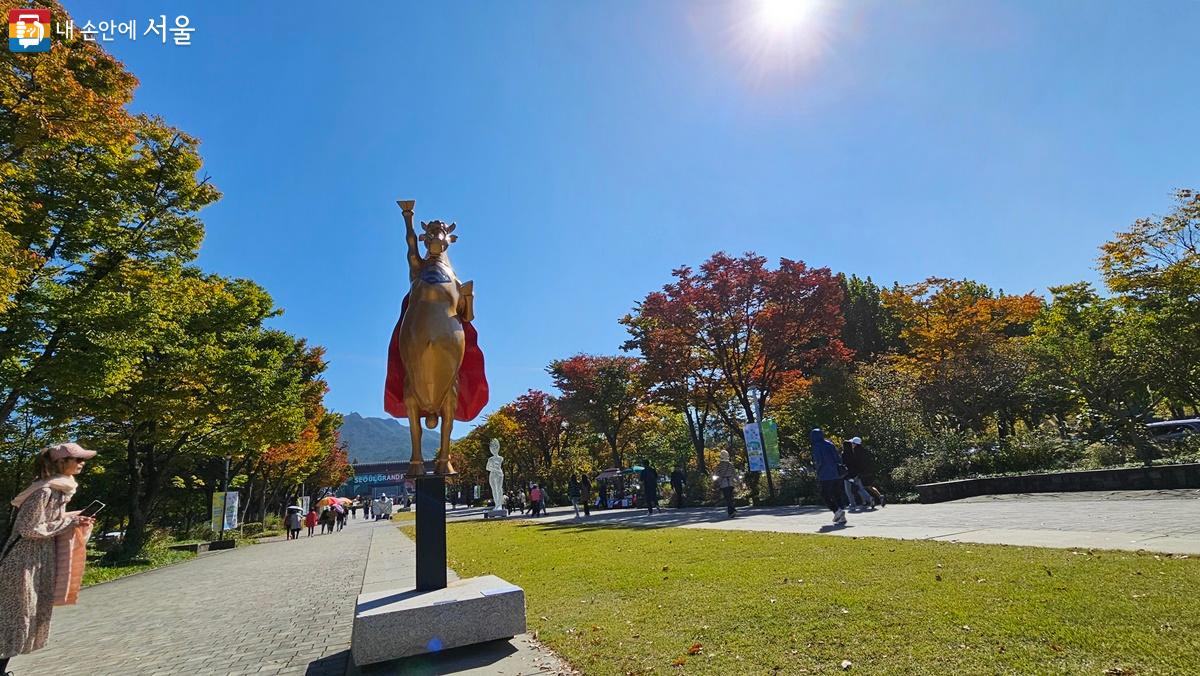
78 500 105 518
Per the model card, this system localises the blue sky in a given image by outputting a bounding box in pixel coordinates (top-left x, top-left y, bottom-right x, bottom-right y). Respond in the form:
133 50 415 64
65 0 1200 428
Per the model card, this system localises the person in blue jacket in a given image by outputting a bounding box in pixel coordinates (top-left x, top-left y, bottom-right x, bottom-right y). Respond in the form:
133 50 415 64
810 428 847 525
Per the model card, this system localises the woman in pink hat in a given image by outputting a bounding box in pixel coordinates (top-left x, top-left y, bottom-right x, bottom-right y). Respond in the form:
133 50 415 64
0 443 97 675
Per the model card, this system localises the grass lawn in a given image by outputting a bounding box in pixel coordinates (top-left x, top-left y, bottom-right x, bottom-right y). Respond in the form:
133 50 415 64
434 520 1200 675
82 548 194 587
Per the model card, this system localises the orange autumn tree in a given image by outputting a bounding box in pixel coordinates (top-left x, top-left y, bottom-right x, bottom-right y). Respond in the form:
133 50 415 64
882 278 1044 434
246 344 348 517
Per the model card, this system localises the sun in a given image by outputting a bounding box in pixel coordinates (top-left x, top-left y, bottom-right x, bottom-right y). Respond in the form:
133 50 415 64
755 0 816 38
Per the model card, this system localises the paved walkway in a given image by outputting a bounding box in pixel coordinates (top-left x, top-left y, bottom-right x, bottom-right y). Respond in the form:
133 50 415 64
462 489 1200 555
19 518 571 676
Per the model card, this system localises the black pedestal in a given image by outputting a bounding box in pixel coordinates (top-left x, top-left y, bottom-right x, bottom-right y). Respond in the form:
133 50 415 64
414 475 447 592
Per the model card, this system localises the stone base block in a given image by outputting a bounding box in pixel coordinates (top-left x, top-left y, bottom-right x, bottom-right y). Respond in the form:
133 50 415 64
351 575 526 666
484 508 508 519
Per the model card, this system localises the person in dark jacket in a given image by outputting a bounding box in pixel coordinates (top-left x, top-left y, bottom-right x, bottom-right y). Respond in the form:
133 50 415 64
810 428 847 525
579 474 592 517
640 460 660 515
568 475 582 519
713 451 738 517
670 465 687 508
841 441 873 509
847 437 885 507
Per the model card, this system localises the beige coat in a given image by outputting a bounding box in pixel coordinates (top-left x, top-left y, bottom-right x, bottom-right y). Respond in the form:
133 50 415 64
0 481 77 658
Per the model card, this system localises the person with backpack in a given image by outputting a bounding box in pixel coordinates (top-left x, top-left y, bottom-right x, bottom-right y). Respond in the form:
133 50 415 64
811 429 848 525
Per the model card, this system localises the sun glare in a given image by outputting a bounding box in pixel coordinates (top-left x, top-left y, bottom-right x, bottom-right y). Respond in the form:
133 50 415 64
756 0 813 36
723 0 835 83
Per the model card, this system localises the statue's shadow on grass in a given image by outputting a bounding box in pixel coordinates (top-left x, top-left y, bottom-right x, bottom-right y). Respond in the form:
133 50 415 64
511 506 836 533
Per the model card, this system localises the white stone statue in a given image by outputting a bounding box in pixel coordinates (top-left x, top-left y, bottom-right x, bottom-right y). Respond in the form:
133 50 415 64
486 438 504 512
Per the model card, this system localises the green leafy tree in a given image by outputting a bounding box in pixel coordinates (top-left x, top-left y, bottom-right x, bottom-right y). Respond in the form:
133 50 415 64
1100 189 1200 415
1027 283 1160 464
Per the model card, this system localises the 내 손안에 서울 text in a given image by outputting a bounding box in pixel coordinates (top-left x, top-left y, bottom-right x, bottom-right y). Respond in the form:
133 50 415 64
50 13 195 46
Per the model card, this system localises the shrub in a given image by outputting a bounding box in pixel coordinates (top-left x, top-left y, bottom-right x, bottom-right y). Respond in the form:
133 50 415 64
1081 441 1128 468
776 456 818 506
890 429 978 490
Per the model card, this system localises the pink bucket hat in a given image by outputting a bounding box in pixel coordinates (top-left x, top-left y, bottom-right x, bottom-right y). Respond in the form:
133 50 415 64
47 442 97 460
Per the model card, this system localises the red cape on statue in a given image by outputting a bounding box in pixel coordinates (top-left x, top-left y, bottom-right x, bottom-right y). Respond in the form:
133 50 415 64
384 294 489 422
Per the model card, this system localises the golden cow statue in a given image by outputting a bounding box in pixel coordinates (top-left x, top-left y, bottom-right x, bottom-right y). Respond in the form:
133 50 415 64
384 200 488 475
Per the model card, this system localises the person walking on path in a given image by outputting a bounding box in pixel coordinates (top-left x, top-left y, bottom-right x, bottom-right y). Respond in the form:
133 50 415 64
285 508 303 540
304 508 318 537
336 505 347 531
568 476 582 519
713 451 737 518
579 475 592 517
670 465 687 508
0 443 98 676
528 485 540 517
841 441 873 510
640 461 660 515
350 502 358 519
847 437 885 508
319 507 334 534
811 429 848 525
598 481 609 510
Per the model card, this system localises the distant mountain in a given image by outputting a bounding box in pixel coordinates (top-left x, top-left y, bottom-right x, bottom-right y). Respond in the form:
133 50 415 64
338 412 452 464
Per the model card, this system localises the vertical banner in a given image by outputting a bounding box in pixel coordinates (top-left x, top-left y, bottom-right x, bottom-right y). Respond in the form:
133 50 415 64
743 423 766 472
210 492 223 531
223 491 239 531
211 492 239 532
299 496 310 514
473 485 481 500
761 419 780 468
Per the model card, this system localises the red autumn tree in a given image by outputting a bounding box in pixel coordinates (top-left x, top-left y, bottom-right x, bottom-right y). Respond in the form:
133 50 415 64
622 292 721 472
509 389 564 468
548 354 645 468
626 252 851 438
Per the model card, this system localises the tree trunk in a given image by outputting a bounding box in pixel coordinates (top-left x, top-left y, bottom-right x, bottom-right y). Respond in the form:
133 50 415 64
683 407 708 473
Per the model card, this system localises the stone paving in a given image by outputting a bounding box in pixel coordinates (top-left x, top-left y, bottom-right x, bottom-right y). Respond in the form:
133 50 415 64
20 519 377 676
474 489 1200 555
18 516 572 676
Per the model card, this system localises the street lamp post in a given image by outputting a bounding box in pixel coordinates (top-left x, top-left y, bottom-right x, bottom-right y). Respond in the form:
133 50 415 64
219 455 230 541
748 388 775 502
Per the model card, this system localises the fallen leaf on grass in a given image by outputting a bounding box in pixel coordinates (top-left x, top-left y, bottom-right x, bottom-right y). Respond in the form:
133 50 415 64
841 659 852 670
935 574 942 582
688 643 703 655
672 657 687 667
